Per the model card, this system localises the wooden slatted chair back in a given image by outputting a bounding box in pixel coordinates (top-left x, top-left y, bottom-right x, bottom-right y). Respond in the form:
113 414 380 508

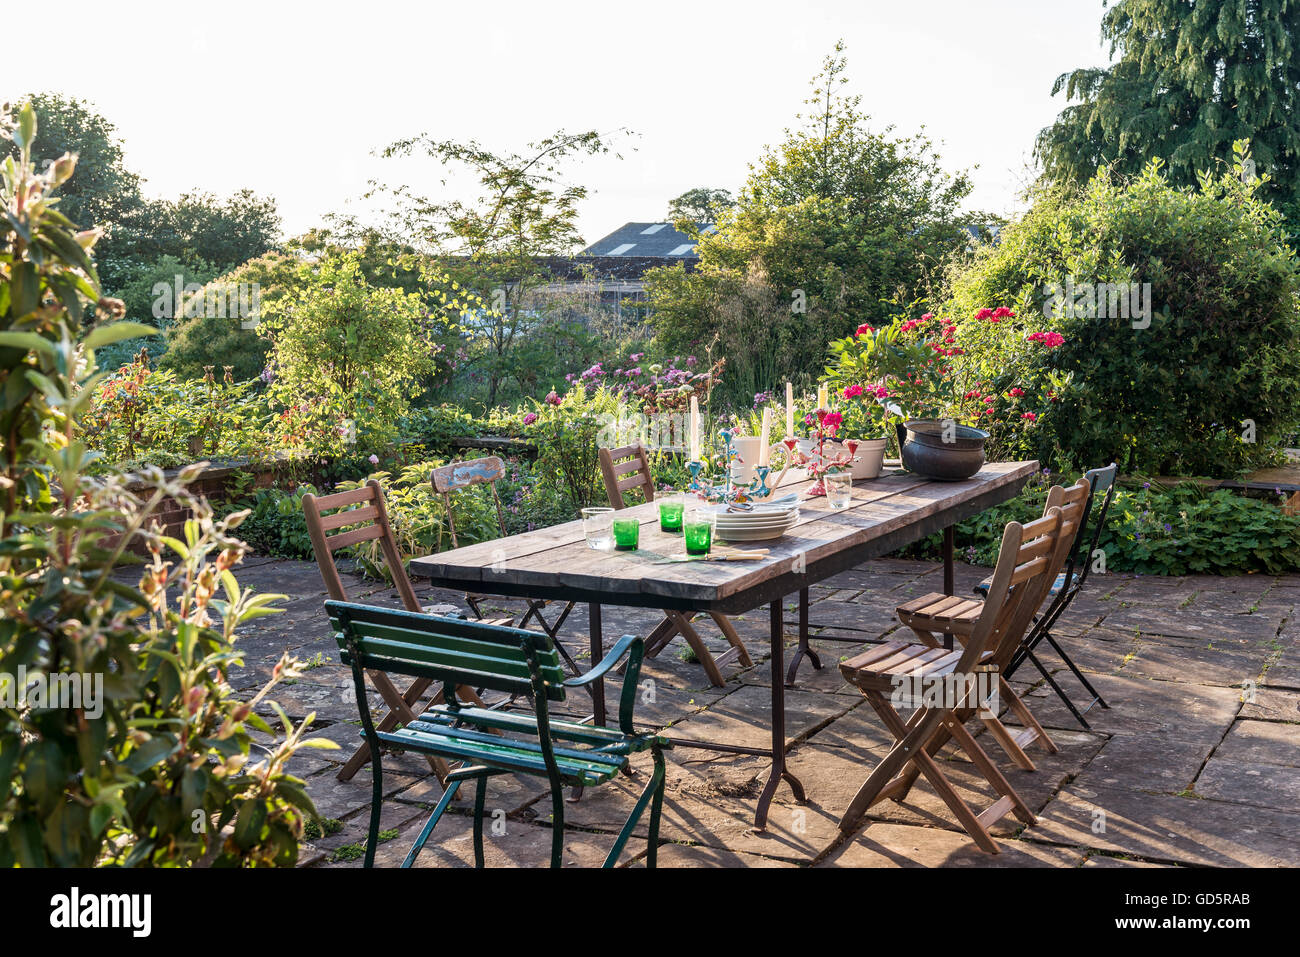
1033 479 1090 608
303 479 421 613
598 444 655 509
430 456 509 549
326 600 567 702
962 508 1064 677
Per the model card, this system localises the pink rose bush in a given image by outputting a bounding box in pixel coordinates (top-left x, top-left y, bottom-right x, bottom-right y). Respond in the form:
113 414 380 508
825 307 1065 439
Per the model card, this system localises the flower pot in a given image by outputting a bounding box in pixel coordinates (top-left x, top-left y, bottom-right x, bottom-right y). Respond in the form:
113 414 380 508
847 437 888 479
896 419 988 481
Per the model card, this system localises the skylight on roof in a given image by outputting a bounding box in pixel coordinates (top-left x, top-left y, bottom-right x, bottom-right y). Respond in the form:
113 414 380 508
640 224 666 234
607 243 636 255
668 244 695 256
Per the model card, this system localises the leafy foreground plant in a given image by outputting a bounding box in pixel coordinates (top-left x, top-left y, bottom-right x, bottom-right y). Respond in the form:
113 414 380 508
0 101 332 866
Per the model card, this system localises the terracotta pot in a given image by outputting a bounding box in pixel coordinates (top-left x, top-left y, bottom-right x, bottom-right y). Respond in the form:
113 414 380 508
896 419 988 481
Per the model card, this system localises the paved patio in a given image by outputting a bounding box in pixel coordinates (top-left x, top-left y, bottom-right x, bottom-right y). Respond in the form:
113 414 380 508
226 556 1300 868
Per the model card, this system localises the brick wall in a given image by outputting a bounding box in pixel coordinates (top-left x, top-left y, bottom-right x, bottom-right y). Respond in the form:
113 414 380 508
100 459 284 554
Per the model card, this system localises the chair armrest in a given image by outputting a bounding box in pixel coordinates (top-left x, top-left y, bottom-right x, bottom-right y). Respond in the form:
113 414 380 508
562 632 645 736
563 632 641 688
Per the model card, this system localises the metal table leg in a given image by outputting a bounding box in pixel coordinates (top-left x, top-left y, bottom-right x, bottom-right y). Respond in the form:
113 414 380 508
755 598 806 831
943 525 955 595
589 601 605 726
942 525 956 650
785 587 822 687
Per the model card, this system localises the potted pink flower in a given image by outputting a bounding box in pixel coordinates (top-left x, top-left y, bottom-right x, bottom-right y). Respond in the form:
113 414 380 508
834 382 895 478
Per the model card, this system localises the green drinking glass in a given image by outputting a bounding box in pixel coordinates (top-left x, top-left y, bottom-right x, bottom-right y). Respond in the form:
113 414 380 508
683 510 714 556
612 517 641 551
658 497 684 532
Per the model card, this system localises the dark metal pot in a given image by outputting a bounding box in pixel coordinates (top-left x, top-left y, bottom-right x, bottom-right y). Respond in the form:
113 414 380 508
895 419 989 481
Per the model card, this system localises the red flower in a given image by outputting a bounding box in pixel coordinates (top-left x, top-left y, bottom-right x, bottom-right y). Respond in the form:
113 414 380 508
855 323 874 337
842 384 865 399
1021 412 1037 422
1008 388 1024 398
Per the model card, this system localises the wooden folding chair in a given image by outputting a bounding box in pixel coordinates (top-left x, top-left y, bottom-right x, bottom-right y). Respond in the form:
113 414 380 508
894 479 1090 769
431 455 580 676
838 508 1065 852
302 479 485 783
598 443 753 687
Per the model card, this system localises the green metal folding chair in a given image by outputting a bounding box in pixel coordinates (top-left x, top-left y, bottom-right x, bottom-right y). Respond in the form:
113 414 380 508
327 600 670 868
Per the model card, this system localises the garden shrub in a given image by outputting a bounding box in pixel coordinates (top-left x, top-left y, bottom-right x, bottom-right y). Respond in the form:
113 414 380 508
80 353 271 469
0 103 327 866
160 249 305 381
910 470 1300 576
233 485 320 561
941 145 1300 477
261 252 439 456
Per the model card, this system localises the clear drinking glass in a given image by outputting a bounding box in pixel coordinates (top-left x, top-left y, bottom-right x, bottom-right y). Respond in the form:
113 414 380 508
683 506 715 556
826 471 853 510
582 507 614 550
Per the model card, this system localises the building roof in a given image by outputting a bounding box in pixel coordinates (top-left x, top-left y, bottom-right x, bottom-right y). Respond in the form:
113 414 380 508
538 255 694 282
579 221 708 258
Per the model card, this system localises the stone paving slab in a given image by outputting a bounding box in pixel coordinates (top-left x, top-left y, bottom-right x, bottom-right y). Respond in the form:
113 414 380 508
1194 758 1300 809
821 823 1086 868
1213 719 1300 767
1025 784 1300 867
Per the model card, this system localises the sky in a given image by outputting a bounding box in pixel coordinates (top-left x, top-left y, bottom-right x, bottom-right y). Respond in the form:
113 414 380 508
14 0 1115 246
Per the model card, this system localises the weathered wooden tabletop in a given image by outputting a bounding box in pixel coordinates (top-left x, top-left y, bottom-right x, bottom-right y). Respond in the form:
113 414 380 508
410 461 1039 615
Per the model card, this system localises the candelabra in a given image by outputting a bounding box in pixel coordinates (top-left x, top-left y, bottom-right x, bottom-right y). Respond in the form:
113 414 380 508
686 428 792 504
783 418 859 496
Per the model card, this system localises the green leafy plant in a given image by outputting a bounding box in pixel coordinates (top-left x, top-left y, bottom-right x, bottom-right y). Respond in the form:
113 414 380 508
0 101 329 867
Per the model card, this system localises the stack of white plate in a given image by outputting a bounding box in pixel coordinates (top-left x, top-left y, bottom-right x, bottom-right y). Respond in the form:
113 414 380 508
711 502 800 542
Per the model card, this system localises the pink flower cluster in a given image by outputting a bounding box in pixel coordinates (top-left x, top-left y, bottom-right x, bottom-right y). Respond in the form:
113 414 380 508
1026 331 1065 348
976 306 1016 323
818 410 843 434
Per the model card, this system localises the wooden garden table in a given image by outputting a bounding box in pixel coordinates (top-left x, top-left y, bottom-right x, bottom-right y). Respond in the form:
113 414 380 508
410 460 1038 830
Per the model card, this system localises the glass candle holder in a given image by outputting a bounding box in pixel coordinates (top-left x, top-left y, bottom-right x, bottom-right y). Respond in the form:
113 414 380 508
826 471 853 510
581 507 614 550
683 507 715 556
612 516 641 551
658 493 684 532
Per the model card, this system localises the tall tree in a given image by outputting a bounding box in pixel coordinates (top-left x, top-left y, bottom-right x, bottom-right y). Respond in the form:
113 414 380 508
647 42 979 403
4 92 143 231
374 129 621 406
1037 0 1300 213
667 187 734 224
